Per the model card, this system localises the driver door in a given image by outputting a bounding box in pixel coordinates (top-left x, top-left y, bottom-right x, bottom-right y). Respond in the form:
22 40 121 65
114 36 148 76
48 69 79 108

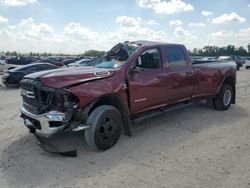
127 48 168 114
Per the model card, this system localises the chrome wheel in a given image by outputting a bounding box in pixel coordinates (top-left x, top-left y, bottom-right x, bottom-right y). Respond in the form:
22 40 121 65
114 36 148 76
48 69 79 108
223 90 231 106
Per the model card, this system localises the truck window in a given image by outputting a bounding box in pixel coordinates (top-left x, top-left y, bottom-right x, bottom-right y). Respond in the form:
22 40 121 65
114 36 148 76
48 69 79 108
136 48 161 69
166 46 187 66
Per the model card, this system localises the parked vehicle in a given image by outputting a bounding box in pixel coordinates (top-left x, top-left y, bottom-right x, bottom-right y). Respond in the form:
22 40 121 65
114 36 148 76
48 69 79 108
19 41 236 154
5 56 37 65
34 59 65 67
61 59 77 66
0 61 18 73
218 56 232 61
2 63 57 86
233 56 245 70
67 58 92 67
0 60 8 72
244 57 250 69
218 56 243 70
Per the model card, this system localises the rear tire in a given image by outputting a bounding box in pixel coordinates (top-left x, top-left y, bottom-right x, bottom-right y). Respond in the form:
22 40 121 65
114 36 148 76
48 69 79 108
85 105 122 151
214 84 233 111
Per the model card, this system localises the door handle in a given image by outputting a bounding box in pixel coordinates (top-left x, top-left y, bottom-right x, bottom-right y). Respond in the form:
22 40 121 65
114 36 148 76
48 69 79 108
156 74 167 79
186 71 193 76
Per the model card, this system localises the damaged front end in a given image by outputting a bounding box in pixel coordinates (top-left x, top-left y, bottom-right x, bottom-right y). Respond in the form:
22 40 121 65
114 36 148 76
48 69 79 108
19 78 90 155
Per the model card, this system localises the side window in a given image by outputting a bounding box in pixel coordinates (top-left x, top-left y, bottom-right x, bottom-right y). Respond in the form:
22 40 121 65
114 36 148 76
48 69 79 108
136 48 161 69
27 66 37 72
39 65 54 70
166 46 187 66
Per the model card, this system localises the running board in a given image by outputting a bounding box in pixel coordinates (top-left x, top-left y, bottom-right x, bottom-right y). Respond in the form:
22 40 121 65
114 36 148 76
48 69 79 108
132 102 193 123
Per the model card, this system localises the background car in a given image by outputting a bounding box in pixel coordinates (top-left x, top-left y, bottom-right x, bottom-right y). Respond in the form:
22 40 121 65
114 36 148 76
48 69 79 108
61 58 77 66
234 56 245 70
5 56 38 65
245 57 250 69
2 63 58 86
34 59 65 67
0 60 18 73
67 58 92 67
0 60 8 73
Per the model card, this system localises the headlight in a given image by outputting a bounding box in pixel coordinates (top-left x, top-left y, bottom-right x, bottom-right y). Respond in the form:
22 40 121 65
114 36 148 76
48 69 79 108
38 86 79 112
46 113 65 121
52 90 79 110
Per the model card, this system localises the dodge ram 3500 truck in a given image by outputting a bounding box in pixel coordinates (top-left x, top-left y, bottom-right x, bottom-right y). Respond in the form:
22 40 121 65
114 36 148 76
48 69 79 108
19 41 236 154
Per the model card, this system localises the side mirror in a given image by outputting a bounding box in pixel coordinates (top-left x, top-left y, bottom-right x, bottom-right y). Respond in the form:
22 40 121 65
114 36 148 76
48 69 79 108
138 56 142 66
130 65 140 74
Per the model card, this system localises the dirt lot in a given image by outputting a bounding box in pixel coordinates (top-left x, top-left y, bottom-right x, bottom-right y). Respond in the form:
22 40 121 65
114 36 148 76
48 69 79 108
0 68 249 188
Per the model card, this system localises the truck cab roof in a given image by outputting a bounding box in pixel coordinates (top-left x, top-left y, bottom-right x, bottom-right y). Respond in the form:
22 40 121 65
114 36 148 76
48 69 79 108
128 40 184 48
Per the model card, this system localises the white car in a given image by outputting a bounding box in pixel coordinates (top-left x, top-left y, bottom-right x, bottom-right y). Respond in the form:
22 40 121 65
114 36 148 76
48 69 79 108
245 57 250 69
0 60 9 73
0 60 17 73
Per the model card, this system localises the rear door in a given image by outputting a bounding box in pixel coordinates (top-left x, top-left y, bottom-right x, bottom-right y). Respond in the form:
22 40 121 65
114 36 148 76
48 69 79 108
128 48 168 113
165 46 195 104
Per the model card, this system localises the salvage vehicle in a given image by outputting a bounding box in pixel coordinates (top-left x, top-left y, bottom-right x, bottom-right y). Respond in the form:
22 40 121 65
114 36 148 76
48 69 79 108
19 41 236 155
2 63 57 86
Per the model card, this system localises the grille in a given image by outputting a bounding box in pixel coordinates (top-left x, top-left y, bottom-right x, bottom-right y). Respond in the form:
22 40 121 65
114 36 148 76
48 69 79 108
20 79 41 114
20 79 36 91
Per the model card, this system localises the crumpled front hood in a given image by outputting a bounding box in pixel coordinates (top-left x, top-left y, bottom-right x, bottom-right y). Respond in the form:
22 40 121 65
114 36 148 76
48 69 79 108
25 66 115 89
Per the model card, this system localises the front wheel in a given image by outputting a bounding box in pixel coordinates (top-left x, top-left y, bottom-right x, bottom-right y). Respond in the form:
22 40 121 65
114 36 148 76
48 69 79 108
214 84 233 111
85 105 122 151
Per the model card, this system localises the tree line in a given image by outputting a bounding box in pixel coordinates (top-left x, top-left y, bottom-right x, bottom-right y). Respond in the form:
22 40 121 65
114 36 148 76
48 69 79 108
0 50 106 57
188 44 250 57
1 44 250 57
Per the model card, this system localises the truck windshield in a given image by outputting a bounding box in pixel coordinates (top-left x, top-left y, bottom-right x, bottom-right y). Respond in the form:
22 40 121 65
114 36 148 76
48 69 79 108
93 43 139 69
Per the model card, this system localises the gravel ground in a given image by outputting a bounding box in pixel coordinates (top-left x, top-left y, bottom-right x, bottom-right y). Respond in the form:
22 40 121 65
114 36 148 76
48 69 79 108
0 68 249 188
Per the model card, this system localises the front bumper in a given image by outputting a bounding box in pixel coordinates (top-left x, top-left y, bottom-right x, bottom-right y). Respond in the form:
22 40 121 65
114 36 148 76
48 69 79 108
20 105 91 155
20 105 91 137
20 105 67 138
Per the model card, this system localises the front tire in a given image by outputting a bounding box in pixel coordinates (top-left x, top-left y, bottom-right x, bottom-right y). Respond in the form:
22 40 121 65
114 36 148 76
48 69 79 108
237 65 240 71
85 105 122 151
214 84 233 111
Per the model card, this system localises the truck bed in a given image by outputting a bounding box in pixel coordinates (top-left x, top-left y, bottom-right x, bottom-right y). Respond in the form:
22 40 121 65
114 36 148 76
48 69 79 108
192 60 236 98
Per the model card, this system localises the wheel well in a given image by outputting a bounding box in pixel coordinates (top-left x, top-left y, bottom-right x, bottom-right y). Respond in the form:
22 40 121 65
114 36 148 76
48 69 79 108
89 95 131 136
222 76 236 104
90 96 122 114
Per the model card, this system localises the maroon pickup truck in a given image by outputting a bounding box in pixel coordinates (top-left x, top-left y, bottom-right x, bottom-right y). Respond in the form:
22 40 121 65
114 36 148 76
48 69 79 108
19 41 236 154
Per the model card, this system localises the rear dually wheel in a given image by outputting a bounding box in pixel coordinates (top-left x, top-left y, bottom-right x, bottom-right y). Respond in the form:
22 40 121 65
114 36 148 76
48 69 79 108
214 84 233 111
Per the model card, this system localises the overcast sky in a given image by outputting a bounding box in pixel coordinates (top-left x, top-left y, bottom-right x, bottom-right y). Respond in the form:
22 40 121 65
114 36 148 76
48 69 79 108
0 0 250 54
